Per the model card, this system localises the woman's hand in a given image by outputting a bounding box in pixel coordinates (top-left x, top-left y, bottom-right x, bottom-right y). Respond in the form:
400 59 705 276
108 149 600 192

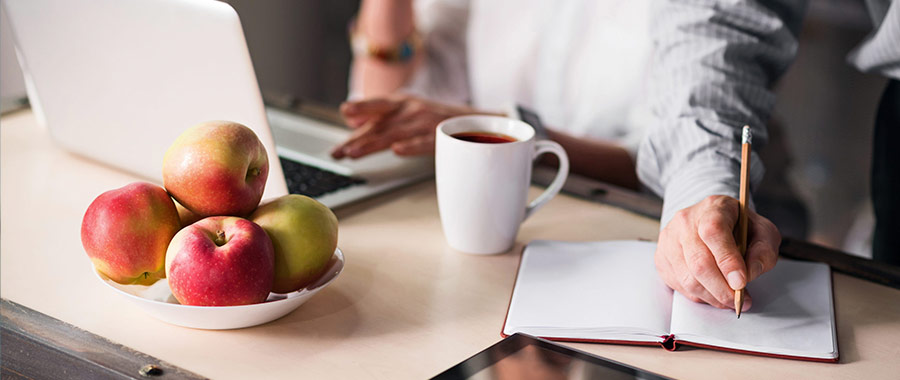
331 95 496 159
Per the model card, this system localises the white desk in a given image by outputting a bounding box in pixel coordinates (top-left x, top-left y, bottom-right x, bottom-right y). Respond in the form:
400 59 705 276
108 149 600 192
2 110 899 379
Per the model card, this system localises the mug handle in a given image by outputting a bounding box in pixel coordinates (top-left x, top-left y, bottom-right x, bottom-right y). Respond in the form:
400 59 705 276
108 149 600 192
524 140 569 220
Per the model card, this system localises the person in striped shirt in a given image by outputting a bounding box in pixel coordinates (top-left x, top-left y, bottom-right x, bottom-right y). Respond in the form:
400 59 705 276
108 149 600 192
641 0 899 310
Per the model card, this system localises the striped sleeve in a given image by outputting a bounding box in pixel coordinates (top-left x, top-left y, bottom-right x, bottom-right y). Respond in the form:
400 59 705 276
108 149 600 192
848 0 900 80
637 0 808 227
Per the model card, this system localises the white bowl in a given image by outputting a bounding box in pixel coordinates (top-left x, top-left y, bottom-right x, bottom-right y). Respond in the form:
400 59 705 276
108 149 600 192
95 248 345 330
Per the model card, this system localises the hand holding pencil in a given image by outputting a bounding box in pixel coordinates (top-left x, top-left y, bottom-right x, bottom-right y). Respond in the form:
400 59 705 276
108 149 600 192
653 125 782 313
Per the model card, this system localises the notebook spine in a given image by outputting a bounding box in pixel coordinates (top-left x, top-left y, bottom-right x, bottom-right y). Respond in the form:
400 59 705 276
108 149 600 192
659 334 678 351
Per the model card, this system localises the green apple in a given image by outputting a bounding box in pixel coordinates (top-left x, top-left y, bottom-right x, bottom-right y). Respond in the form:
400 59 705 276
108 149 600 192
250 195 338 293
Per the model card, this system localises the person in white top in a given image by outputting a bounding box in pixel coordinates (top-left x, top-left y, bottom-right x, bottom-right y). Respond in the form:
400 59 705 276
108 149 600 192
330 0 653 190
332 0 794 313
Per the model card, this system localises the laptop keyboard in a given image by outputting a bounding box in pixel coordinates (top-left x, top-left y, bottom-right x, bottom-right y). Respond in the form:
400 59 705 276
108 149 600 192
279 157 366 198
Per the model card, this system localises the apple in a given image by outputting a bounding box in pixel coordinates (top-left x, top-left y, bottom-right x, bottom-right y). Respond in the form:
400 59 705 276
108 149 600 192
250 194 338 293
162 120 268 217
173 198 202 227
81 182 180 285
165 216 274 306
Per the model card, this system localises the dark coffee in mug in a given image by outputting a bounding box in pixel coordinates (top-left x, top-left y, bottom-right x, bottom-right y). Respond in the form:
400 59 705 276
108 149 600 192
451 131 517 144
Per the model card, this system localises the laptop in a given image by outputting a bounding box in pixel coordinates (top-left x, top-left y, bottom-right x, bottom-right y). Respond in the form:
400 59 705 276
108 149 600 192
2 0 433 208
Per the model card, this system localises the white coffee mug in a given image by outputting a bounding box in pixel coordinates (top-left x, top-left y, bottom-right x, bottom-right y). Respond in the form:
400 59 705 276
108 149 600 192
435 115 569 254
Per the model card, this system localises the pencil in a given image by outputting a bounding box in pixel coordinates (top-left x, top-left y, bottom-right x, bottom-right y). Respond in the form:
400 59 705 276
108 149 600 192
735 126 752 318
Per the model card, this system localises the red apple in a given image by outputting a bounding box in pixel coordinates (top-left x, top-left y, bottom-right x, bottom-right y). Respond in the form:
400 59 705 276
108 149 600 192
162 121 268 217
81 182 180 285
165 216 274 306
250 195 338 293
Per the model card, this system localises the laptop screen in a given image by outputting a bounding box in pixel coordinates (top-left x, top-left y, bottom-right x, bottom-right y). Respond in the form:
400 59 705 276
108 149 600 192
222 1 359 109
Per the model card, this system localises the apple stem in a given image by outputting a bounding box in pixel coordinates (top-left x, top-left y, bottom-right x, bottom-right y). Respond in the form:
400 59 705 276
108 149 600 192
215 230 226 246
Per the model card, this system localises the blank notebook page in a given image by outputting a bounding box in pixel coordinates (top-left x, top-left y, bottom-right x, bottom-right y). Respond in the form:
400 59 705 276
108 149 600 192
669 259 837 359
504 240 673 342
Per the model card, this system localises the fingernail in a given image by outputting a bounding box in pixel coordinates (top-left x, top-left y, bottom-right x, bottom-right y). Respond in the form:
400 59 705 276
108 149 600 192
742 296 752 311
726 271 744 290
750 261 764 280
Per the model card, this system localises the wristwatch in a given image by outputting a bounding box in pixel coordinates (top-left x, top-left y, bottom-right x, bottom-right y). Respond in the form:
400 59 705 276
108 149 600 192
509 104 548 140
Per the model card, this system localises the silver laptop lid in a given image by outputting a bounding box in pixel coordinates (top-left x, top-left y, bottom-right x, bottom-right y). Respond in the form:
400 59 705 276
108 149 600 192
3 0 288 200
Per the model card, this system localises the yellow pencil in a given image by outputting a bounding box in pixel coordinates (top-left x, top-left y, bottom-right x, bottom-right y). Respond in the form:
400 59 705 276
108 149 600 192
735 126 751 318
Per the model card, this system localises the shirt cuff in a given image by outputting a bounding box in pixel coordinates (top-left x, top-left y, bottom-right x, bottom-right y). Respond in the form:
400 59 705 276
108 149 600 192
658 161 757 229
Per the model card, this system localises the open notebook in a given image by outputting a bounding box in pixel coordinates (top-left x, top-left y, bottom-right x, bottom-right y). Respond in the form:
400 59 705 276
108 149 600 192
502 240 838 362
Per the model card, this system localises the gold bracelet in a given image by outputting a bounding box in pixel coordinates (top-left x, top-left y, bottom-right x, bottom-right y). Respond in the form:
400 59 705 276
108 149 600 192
349 21 422 63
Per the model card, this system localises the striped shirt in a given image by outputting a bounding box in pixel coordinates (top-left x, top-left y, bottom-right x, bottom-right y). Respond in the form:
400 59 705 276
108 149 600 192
637 0 899 226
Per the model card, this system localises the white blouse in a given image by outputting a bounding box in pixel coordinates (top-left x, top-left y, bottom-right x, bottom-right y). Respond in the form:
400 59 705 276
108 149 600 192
356 0 655 156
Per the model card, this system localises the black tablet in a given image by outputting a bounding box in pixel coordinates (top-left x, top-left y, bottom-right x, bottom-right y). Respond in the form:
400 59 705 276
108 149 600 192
431 333 671 380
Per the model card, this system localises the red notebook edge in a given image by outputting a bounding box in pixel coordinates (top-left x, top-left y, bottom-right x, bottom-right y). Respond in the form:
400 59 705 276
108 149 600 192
500 243 840 363
675 339 839 363
498 331 838 363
